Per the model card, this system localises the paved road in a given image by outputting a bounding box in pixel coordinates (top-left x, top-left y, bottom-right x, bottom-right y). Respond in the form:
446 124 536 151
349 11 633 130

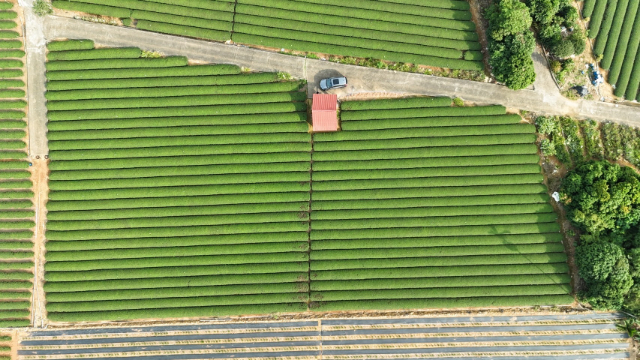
18 313 629 359
19 0 47 158
43 16 639 125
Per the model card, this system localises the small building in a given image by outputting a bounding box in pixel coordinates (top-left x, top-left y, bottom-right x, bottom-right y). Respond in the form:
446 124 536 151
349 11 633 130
312 94 338 132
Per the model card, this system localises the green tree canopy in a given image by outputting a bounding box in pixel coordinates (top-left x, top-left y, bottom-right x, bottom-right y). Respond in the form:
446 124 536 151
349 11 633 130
561 161 640 241
485 0 533 41
489 32 536 90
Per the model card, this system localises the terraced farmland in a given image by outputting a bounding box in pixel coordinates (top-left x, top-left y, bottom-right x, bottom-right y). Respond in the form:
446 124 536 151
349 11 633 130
583 0 640 100
0 0 34 328
310 97 573 311
51 0 483 71
43 41 311 322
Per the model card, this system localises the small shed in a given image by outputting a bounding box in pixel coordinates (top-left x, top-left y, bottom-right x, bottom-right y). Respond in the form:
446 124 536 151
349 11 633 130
312 94 338 132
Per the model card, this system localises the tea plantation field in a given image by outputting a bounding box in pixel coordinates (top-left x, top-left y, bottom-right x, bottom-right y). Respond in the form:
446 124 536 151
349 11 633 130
43 42 571 322
0 0 34 328
583 0 640 100
44 41 311 322
51 0 483 71
310 98 572 311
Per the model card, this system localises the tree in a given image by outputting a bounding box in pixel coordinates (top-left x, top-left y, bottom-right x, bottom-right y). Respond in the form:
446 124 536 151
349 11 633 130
561 161 640 239
552 39 575 58
529 0 561 24
569 28 586 55
489 32 536 90
540 138 557 156
576 240 633 309
485 0 533 41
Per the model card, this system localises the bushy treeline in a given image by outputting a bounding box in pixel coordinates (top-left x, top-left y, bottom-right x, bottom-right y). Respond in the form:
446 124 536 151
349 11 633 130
485 0 536 89
528 0 586 58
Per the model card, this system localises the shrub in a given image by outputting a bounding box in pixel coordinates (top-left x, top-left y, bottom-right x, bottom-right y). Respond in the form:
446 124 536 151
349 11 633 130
540 138 556 156
33 0 52 17
551 39 575 58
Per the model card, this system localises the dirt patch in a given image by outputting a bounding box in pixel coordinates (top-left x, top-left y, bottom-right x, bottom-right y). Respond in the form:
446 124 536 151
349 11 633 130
30 158 48 329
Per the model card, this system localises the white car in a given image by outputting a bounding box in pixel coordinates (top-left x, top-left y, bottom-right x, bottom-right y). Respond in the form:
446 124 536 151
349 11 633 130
319 76 347 91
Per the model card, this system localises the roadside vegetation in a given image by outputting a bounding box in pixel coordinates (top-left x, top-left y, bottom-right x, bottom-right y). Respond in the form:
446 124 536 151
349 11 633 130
484 0 536 89
537 115 640 314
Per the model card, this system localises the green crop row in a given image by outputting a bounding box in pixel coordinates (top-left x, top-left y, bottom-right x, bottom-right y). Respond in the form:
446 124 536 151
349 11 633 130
313 183 547 202
49 161 310 181
46 232 307 252
235 23 464 60
311 222 560 240
46 82 302 101
48 202 308 222
49 122 307 141
613 0 640 97
0 70 22 78
48 102 306 121
312 144 537 162
49 170 310 190
342 97 452 110
0 21 14 30
311 243 564 261
314 233 562 250
136 20 231 42
46 56 188 71
51 1 132 18
238 0 472 26
593 0 621 57
314 154 540 171
0 31 18 39
47 39 94 52
311 295 574 311
235 4 478 41
311 252 566 271
312 213 556 231
47 282 307 302
312 164 541 181
132 9 232 33
341 105 506 120
60 0 235 20
44 272 307 292
312 203 553 221
50 142 310 160
48 48 142 61
47 242 308 262
313 193 549 211
236 14 478 51
603 0 637 73
46 64 241 81
311 273 569 291
47 72 278 91
47 112 306 131
0 51 24 59
48 303 308 322
49 130 309 149
49 152 312 171
588 0 610 39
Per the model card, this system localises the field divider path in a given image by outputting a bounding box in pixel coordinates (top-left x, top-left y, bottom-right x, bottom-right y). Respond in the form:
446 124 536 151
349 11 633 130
36 15 639 135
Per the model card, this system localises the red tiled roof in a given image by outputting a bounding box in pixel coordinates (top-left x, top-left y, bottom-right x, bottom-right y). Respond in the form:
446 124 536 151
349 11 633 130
312 94 338 132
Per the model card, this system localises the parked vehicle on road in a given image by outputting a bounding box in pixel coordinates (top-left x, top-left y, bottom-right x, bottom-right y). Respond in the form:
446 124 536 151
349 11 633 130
320 76 347 91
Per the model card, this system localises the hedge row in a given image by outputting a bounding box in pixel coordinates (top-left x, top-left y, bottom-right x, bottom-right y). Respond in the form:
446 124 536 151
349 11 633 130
315 233 562 250
608 0 640 84
44 272 307 292
136 20 231 42
593 0 620 56
341 105 506 120
312 144 537 161
47 40 94 52
48 303 308 322
51 1 132 18
47 242 308 262
46 56 188 71
46 82 302 101
314 154 540 171
46 64 241 81
312 295 574 311
342 97 452 110
132 10 232 33
49 122 307 140
48 102 307 121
